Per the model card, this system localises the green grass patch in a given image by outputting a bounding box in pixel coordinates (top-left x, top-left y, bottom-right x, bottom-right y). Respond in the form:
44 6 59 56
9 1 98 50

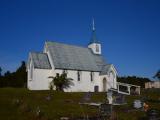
0 88 159 120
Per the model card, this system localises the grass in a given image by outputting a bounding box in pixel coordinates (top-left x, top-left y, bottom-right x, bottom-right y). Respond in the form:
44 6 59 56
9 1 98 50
0 88 159 120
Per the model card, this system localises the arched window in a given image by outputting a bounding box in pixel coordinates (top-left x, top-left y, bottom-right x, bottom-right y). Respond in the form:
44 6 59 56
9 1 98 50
29 62 33 80
77 71 81 81
90 72 94 81
103 77 107 92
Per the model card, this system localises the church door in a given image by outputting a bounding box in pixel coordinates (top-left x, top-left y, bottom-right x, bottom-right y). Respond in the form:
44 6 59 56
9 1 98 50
103 78 107 92
94 86 99 92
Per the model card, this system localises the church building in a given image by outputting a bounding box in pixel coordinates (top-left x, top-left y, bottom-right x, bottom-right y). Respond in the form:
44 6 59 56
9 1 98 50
27 21 117 92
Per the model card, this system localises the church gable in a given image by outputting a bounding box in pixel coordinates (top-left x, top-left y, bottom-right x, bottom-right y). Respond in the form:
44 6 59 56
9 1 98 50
28 52 52 69
100 64 117 76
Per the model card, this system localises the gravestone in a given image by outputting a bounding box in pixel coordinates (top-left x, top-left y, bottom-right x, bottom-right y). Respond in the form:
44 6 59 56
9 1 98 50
82 92 92 102
99 103 112 118
133 100 142 109
45 95 52 101
146 109 160 120
140 96 148 102
113 94 126 104
107 90 113 104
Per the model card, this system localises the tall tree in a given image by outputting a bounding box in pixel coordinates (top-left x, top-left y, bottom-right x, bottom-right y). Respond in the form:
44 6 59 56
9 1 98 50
0 67 2 76
4 71 11 77
49 72 74 91
14 61 27 87
154 70 160 80
0 61 27 88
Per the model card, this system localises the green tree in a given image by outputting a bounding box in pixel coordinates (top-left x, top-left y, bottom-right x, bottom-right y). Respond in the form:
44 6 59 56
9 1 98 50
117 76 151 88
154 70 160 80
4 71 11 77
0 67 2 76
49 72 74 91
0 61 27 88
14 61 27 87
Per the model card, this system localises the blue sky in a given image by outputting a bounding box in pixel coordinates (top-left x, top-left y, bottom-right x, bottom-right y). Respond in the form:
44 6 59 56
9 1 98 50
0 0 160 79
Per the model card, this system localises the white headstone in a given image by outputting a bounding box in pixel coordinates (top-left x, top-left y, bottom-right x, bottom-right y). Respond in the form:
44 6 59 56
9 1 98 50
134 100 142 109
107 90 113 104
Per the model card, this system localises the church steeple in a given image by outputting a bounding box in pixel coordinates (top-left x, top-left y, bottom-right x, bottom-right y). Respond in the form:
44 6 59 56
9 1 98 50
88 19 101 55
92 18 95 31
89 19 99 44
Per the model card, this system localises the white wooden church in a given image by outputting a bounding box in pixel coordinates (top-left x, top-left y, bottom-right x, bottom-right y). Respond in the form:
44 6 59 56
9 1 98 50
27 22 118 92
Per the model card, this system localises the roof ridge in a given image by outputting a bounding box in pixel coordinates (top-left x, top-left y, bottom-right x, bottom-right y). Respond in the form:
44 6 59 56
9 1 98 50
46 41 88 49
30 52 47 55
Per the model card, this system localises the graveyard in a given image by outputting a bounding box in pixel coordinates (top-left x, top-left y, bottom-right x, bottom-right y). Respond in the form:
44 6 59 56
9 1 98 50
0 88 160 120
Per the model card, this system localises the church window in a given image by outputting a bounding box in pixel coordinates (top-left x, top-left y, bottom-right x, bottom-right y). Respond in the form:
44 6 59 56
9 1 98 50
77 71 81 81
29 63 33 80
96 45 99 52
63 70 68 77
90 72 94 81
56 73 59 77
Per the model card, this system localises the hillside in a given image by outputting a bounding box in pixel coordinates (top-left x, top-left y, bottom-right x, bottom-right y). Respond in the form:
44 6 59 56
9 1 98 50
0 88 160 120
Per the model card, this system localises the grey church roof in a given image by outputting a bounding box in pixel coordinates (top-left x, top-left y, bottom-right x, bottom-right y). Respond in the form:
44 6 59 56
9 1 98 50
100 64 112 75
45 41 107 71
30 52 51 69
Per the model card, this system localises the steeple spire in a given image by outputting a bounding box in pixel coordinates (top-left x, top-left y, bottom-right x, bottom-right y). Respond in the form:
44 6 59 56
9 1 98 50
92 18 95 31
88 19 101 55
89 18 99 44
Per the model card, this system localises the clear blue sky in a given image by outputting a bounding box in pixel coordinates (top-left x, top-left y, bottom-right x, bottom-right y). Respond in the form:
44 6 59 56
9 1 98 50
0 0 160 79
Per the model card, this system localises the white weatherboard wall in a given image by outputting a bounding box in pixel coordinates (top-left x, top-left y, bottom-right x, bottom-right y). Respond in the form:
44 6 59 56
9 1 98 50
100 75 114 91
54 69 100 92
27 63 117 91
28 69 52 90
109 66 117 89
99 67 117 92
28 68 117 91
